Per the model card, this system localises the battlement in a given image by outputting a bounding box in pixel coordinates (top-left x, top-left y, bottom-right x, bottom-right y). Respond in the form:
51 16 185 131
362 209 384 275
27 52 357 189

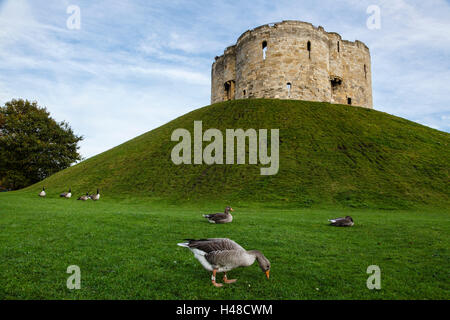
211 20 373 108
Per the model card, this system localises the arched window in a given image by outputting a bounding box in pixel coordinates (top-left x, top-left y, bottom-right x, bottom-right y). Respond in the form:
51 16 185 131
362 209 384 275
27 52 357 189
287 82 292 97
243 89 246 97
307 41 311 59
262 41 267 60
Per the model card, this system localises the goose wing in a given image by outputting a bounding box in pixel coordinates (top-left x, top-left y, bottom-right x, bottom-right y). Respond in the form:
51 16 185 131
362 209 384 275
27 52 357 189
336 219 353 226
205 212 228 221
184 238 244 253
330 217 353 226
329 217 347 224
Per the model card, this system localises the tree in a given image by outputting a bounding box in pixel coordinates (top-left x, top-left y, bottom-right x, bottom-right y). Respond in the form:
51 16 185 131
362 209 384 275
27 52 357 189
0 99 83 190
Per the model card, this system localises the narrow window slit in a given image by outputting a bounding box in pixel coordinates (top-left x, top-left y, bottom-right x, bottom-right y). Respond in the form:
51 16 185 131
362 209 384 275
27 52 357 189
307 41 311 59
262 41 267 60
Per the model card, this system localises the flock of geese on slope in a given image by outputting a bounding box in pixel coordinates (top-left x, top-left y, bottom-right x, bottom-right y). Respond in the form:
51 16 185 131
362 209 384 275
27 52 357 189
177 206 355 287
38 189 354 287
38 187 100 201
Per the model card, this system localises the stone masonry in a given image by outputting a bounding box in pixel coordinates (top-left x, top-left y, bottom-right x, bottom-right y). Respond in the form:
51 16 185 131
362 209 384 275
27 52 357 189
211 20 373 108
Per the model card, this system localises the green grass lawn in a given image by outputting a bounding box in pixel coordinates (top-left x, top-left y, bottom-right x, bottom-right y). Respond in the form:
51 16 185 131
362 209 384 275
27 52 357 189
1 192 448 300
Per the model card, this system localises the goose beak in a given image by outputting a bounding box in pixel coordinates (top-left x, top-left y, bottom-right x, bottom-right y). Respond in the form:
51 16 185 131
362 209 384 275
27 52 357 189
265 270 270 279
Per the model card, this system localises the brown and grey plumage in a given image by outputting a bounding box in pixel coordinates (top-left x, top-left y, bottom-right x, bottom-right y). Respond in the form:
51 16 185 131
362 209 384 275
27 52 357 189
203 206 234 224
60 188 72 198
329 216 354 227
77 192 90 201
177 238 271 287
38 187 46 197
89 189 100 201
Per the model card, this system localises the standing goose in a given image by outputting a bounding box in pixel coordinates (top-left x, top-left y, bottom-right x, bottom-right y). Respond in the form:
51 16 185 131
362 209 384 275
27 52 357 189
90 189 100 201
77 192 90 201
329 216 354 227
60 188 72 198
39 187 46 197
203 206 234 224
177 238 270 287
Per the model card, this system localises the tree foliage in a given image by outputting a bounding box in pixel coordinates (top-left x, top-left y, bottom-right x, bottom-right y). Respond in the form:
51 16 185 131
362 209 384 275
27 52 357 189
0 99 83 190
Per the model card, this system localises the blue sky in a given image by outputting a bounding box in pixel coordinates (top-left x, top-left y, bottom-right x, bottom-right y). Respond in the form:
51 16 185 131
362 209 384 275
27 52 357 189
0 0 449 159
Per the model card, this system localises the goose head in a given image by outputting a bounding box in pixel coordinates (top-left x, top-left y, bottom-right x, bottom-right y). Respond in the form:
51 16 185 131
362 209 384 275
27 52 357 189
225 206 234 213
250 250 271 279
346 216 354 226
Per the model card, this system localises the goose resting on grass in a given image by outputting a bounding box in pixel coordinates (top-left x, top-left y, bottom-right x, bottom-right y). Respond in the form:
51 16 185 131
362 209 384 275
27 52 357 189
177 238 270 287
203 206 234 224
38 187 46 197
77 192 90 201
90 189 100 201
60 188 72 198
329 216 354 227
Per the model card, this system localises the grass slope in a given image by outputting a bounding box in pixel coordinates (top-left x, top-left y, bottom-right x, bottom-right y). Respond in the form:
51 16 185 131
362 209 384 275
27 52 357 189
25 99 449 209
0 192 448 299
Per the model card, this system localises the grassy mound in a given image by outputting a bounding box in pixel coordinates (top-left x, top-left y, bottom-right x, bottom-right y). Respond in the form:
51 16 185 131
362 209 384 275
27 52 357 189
24 99 449 209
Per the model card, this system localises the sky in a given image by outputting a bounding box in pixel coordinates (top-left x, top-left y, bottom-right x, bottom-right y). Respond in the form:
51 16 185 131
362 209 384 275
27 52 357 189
0 0 449 160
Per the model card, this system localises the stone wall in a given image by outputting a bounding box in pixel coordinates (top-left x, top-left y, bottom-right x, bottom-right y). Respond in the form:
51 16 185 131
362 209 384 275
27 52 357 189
211 20 372 109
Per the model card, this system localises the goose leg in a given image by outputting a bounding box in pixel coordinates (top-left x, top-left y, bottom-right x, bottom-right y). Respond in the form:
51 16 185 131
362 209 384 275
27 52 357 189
211 269 223 287
223 273 237 284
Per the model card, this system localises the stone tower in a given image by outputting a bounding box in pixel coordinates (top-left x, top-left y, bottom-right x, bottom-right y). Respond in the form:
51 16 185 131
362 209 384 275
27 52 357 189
211 20 373 108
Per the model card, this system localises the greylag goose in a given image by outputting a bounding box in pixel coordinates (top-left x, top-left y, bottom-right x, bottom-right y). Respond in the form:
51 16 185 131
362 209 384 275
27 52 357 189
77 192 90 201
329 216 354 227
60 188 72 198
177 238 270 287
90 189 100 201
203 206 234 224
39 187 46 197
